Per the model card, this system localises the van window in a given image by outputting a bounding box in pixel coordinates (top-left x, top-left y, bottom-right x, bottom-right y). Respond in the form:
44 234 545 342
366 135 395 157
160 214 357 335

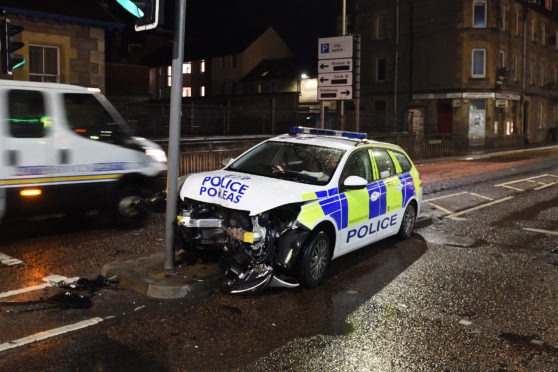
371 148 396 179
7 90 47 138
63 93 127 144
392 151 412 173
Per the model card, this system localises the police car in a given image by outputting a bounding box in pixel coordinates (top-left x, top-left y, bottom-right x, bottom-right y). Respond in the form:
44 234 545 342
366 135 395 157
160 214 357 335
176 127 422 293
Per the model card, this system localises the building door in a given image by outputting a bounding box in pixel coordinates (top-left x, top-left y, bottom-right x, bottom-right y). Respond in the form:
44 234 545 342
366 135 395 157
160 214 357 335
468 100 486 146
436 101 453 133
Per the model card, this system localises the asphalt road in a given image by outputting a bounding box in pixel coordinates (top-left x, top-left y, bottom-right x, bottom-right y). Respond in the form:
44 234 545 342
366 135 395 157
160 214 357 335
0 149 557 371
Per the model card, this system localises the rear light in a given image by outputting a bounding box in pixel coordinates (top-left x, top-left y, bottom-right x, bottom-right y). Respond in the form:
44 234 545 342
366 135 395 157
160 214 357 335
20 189 42 197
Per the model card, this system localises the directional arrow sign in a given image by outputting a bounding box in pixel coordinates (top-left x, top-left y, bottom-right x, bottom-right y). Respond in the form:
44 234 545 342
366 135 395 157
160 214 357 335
317 72 353 87
318 58 353 73
318 86 353 101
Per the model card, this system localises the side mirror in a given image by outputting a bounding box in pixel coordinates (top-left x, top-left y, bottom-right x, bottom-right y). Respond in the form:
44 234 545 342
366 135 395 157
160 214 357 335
343 175 368 190
222 157 234 167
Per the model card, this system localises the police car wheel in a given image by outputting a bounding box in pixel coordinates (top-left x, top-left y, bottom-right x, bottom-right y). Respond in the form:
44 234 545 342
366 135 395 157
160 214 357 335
397 203 416 239
297 231 331 288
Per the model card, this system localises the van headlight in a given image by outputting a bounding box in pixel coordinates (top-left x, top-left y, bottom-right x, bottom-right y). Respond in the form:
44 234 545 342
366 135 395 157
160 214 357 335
145 148 167 163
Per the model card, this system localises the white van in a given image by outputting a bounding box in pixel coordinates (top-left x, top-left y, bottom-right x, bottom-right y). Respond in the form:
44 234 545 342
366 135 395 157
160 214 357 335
0 81 167 224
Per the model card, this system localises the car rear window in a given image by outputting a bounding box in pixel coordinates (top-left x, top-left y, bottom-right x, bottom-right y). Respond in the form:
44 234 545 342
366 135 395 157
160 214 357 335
392 150 412 173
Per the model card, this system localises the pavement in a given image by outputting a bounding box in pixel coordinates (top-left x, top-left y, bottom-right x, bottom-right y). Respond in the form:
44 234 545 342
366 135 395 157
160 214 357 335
102 143 558 299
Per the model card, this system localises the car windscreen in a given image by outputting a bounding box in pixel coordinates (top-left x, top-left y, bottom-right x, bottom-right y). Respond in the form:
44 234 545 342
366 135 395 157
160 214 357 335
227 141 345 185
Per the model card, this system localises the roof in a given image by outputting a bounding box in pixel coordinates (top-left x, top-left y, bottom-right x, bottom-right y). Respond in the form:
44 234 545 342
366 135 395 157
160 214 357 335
0 0 124 29
268 133 405 152
0 80 95 93
242 59 300 82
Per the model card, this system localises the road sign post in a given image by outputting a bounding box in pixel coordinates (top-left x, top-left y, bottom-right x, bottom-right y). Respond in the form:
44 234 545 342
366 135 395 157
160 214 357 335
164 0 186 270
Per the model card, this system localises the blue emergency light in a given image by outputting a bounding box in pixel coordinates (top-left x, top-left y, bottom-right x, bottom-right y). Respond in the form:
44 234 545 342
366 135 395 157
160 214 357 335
288 126 367 140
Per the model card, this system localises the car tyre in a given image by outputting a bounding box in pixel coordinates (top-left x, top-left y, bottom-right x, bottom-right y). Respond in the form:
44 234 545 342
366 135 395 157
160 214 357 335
397 202 416 239
296 230 331 288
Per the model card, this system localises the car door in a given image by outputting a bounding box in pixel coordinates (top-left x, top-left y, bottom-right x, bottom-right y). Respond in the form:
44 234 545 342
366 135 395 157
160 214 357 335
337 148 376 254
370 147 404 238
0 88 54 218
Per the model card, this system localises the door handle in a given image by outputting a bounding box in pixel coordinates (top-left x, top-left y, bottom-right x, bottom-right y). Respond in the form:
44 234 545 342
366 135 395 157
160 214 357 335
6 150 18 166
370 191 380 201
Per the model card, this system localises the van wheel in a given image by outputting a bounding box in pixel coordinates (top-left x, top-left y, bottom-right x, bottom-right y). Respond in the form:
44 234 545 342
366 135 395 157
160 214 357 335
115 185 146 227
296 230 331 288
397 203 416 239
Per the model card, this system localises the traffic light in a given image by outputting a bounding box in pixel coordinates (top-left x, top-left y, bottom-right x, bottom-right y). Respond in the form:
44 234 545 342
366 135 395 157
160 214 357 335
1 18 25 75
115 0 163 31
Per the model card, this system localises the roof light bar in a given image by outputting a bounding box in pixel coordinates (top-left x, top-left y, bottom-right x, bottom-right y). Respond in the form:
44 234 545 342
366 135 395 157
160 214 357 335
288 126 367 140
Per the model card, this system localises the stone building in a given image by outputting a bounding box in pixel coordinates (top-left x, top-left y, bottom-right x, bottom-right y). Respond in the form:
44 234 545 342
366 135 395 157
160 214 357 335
0 1 122 93
352 0 558 149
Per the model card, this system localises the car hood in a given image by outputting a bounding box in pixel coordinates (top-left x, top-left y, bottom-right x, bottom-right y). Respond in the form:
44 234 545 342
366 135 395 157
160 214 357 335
180 170 333 215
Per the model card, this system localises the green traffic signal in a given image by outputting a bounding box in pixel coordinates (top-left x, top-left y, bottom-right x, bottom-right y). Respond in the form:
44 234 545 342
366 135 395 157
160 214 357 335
115 0 145 18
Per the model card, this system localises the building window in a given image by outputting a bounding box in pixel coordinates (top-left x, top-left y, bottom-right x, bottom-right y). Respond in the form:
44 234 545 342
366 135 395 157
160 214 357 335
499 50 505 68
542 24 546 46
182 62 191 74
471 49 486 77
554 65 557 85
541 62 545 86
376 58 386 81
182 87 191 97
200 86 205 97
531 19 535 42
500 5 506 31
545 0 553 11
232 54 237 68
529 60 534 85
513 55 518 81
376 16 386 39
539 103 543 129
167 66 172 87
473 1 487 28
201 60 206 73
514 10 519 36
29 45 60 83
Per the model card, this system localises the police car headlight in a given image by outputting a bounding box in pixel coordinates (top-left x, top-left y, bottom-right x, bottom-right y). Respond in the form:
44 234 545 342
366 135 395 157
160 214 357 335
145 148 167 163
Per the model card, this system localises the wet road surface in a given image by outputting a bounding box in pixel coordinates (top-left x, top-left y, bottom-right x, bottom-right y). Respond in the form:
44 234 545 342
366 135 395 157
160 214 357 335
1 148 557 371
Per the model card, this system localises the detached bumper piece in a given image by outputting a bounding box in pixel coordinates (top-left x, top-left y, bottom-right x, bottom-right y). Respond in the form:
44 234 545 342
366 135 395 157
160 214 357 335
222 265 274 294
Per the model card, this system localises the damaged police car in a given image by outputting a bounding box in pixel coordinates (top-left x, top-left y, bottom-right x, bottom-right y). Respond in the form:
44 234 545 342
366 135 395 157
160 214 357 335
175 127 422 294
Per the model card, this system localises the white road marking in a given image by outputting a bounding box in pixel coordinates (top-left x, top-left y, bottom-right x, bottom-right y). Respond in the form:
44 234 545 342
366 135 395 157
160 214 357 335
0 252 23 266
424 192 469 202
522 228 558 236
535 182 558 190
423 200 454 215
445 196 515 219
0 275 79 299
468 192 494 201
495 174 558 192
0 317 104 353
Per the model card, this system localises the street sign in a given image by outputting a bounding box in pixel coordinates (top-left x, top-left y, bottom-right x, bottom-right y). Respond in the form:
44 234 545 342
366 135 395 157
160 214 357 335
318 58 353 73
318 35 353 60
318 86 353 101
318 72 353 87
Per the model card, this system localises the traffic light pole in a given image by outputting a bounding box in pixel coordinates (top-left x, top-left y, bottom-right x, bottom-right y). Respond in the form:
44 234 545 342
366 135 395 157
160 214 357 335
164 0 186 270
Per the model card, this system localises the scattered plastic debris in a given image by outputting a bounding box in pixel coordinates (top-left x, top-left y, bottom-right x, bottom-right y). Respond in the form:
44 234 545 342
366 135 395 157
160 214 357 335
51 275 119 293
459 319 473 326
134 305 146 312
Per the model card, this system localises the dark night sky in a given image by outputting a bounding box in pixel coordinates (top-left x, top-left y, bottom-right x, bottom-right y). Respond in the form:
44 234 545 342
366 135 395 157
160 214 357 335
114 0 343 72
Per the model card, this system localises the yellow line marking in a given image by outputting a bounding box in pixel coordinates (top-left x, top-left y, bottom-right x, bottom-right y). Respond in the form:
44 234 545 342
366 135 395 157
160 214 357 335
423 200 454 215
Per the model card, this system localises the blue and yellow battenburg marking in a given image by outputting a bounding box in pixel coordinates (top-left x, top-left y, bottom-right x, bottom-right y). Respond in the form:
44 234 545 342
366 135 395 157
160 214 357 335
0 173 123 187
